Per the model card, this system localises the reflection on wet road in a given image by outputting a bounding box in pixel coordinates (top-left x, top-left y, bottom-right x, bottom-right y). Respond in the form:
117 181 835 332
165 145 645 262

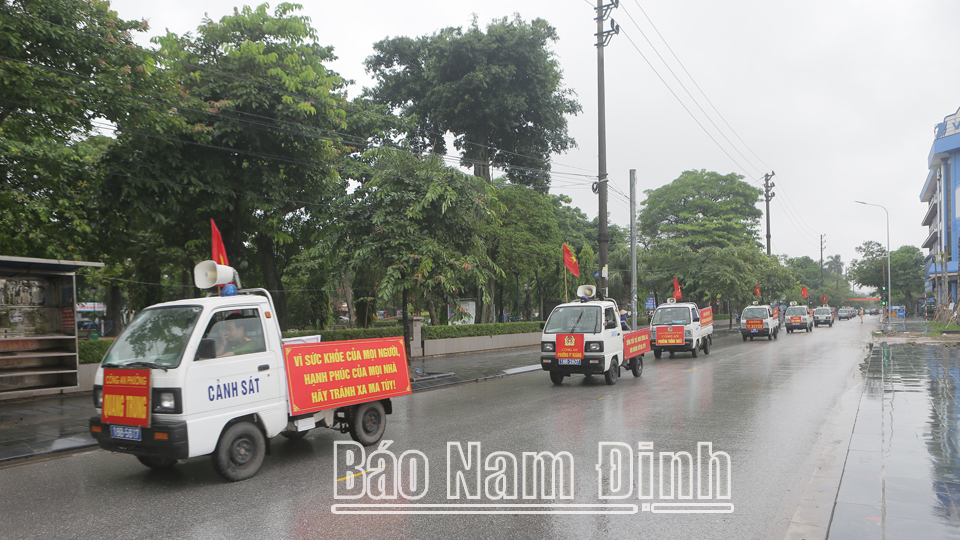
0 317 914 539
829 341 960 539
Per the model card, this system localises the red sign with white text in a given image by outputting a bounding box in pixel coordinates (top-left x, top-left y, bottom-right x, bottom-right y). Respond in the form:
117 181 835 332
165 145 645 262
790 316 801 325
556 334 585 359
283 337 411 416
101 369 152 428
746 319 764 330
623 329 651 357
655 326 684 346
699 307 713 326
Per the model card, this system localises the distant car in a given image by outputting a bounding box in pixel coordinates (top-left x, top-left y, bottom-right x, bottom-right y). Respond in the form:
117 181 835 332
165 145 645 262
837 308 855 320
869 308 880 315
813 306 834 327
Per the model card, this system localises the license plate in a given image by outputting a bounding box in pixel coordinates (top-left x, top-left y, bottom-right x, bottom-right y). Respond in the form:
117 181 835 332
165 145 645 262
750 329 758 333
110 426 142 441
559 359 581 365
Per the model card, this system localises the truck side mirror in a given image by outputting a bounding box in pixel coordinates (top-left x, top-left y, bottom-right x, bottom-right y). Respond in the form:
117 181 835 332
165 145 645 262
196 338 217 360
539 322 545 330
605 321 617 329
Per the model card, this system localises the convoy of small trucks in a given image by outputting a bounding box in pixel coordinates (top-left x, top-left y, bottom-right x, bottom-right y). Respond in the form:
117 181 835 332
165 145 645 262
92 258 831 481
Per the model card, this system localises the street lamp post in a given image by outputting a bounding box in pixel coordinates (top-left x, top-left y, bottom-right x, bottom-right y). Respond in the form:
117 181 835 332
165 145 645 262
855 201 892 327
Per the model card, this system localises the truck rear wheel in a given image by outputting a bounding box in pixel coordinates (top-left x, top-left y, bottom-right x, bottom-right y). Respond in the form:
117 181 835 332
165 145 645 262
630 357 643 377
350 401 386 447
604 362 619 385
137 456 177 470
212 421 266 482
653 349 662 359
550 371 564 385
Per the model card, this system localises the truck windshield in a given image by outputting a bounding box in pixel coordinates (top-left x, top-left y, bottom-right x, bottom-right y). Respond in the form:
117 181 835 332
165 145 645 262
785 307 806 316
651 307 691 326
543 306 601 334
814 308 831 315
742 307 768 319
102 306 203 369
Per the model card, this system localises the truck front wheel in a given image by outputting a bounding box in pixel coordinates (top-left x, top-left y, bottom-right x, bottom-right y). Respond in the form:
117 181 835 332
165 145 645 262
350 401 386 446
550 371 564 385
702 338 710 355
212 421 266 482
604 361 619 385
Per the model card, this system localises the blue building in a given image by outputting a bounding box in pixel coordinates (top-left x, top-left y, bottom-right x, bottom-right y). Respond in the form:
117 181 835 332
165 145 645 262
920 106 960 302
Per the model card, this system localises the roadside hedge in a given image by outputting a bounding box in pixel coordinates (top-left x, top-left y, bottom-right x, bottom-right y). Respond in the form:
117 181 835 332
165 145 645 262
283 326 403 342
422 322 542 340
79 338 114 364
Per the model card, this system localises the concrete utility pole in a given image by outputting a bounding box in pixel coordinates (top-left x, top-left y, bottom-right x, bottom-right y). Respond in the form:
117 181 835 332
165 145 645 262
820 234 826 287
595 0 618 296
630 168 637 329
763 171 776 255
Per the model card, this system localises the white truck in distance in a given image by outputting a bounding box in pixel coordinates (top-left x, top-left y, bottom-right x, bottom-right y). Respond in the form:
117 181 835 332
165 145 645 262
540 285 645 385
649 298 714 358
89 261 409 481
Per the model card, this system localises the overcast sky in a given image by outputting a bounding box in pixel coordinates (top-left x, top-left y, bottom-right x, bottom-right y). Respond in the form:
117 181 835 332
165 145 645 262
110 0 960 275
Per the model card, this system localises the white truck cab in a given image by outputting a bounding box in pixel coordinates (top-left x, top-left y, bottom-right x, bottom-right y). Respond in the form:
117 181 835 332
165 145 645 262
540 285 645 385
649 298 713 358
89 261 406 481
740 302 779 341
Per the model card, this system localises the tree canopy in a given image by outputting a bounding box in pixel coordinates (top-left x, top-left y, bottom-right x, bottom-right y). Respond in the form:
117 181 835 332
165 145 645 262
364 15 580 189
639 169 762 250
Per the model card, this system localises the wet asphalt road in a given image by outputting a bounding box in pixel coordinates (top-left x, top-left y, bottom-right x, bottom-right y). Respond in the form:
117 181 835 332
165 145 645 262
0 318 875 539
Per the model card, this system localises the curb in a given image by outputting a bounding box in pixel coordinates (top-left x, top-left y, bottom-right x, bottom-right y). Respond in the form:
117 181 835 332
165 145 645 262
0 433 97 464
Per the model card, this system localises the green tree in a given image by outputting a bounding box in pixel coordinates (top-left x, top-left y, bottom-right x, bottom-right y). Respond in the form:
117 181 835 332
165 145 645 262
99 3 348 328
0 0 170 259
364 15 580 189
849 243 923 313
338 148 500 352
639 170 763 250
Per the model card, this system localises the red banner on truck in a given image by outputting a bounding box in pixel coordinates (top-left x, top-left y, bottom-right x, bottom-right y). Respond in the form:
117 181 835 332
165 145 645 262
283 337 412 416
623 328 651 357
655 326 685 346
745 319 763 330
699 306 713 326
556 333 585 359
101 368 152 428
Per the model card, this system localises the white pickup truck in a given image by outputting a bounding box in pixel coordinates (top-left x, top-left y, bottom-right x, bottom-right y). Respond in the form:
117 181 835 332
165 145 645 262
88 261 410 481
649 298 714 358
540 285 649 385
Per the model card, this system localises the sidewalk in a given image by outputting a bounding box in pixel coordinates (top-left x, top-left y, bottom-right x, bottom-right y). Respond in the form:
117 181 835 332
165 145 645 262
826 318 960 539
0 346 542 464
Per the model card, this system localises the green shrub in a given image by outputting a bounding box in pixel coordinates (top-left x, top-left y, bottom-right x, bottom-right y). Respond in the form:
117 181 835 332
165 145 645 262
283 327 403 342
79 338 114 364
422 322 542 340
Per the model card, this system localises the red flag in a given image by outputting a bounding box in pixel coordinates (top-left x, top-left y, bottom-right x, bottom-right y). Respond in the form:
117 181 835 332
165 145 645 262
801 286 808 298
821 294 827 304
211 219 228 266
673 276 682 300
562 244 579 277
755 285 760 297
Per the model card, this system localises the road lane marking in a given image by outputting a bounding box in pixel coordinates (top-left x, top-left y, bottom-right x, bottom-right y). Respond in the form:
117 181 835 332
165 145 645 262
596 394 612 400
687 366 701 372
